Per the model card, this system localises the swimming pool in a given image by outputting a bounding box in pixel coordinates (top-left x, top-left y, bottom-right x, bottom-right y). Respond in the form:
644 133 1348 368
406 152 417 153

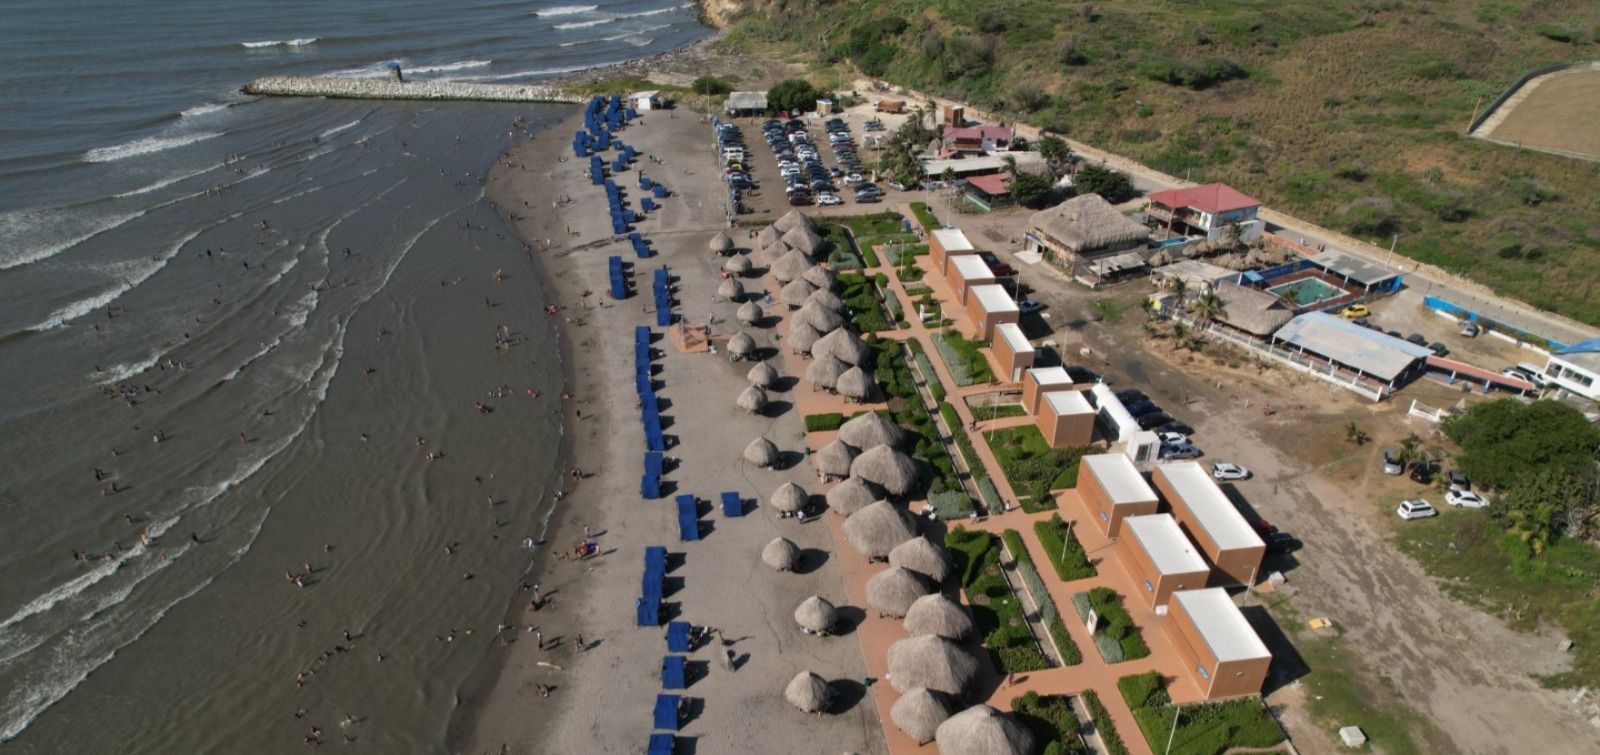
1266 277 1345 306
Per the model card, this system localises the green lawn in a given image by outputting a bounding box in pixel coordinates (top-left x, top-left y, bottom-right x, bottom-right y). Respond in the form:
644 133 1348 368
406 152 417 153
1011 692 1088 755
929 329 994 387
982 426 1085 510
1118 672 1284 755
946 527 1050 674
972 403 1027 421
1071 587 1149 663
1035 513 1097 582
909 201 940 231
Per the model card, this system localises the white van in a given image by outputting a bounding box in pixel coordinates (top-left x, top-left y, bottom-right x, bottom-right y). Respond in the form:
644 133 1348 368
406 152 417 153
1515 362 1549 388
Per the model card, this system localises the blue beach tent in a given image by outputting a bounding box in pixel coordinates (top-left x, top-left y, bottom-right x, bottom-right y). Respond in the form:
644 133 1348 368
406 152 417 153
653 694 681 731
636 596 660 627
646 734 674 755
645 546 666 573
666 621 692 652
721 492 743 517
656 308 672 327
661 655 686 689
635 325 650 343
675 495 699 542
652 185 669 199
645 452 663 478
641 473 660 500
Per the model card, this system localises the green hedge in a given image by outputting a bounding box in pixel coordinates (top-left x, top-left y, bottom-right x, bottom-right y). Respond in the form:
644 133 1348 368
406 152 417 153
805 413 845 432
927 489 974 520
945 527 1049 674
977 475 1004 512
1012 692 1089 755
1005 530 1083 666
910 201 940 231
1072 587 1150 663
1082 689 1130 755
973 403 1027 421
1120 671 1285 755
1035 513 1098 582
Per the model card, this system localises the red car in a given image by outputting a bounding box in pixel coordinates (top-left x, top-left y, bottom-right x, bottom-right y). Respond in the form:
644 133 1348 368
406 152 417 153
978 251 1015 277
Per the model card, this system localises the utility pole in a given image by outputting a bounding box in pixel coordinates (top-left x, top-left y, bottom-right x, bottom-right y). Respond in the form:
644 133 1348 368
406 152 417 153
1166 704 1182 755
1386 234 1398 269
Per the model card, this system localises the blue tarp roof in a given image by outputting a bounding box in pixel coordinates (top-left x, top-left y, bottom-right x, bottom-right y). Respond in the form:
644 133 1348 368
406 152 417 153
641 575 661 602
1555 337 1600 355
661 655 686 689
653 694 681 731
721 492 743 517
666 621 692 652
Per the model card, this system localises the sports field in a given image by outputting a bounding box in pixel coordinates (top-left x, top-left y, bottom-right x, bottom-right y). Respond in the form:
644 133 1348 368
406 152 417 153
1481 67 1600 161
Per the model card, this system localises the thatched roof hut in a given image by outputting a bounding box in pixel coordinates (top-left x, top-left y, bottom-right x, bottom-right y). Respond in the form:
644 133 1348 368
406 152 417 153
812 328 869 365
781 277 818 308
785 671 834 714
771 481 809 514
736 384 768 414
934 705 1034 755
709 231 734 254
814 439 857 479
837 411 906 450
744 436 779 468
801 264 836 290
717 276 745 301
773 208 813 234
772 248 811 283
724 253 753 276
890 687 953 744
805 288 845 312
789 321 824 355
746 360 778 387
760 239 793 266
866 566 932 618
837 366 874 400
825 477 881 517
757 224 782 249
783 225 824 257
1028 193 1150 255
903 594 974 640
850 444 919 496
889 537 953 583
843 500 918 558
736 300 763 326
1211 280 1292 337
886 635 978 695
806 353 849 390
793 595 837 632
762 536 800 571
727 331 756 357
795 298 845 332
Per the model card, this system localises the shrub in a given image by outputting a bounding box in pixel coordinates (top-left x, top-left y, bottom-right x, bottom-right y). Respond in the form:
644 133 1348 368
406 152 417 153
884 290 904 321
978 476 1004 511
1095 634 1124 663
927 489 974 519
1117 671 1169 709
1136 57 1248 90
804 413 844 432
910 202 940 230
1035 513 1098 581
1082 690 1130 755
1121 672 1283 755
690 75 731 96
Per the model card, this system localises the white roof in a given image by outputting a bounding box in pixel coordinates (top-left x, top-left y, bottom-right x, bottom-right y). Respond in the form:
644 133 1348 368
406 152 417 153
933 228 974 253
995 323 1031 355
950 254 994 282
1124 515 1208 576
923 151 1046 178
1089 383 1139 441
1028 366 1072 387
1081 453 1156 504
1173 588 1270 663
971 284 1017 314
1045 389 1094 416
1273 312 1431 382
631 90 661 100
1156 463 1263 551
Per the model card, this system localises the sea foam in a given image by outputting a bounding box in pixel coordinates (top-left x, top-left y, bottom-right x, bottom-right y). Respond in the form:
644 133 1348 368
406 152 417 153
84 132 222 163
240 38 318 48
537 5 597 16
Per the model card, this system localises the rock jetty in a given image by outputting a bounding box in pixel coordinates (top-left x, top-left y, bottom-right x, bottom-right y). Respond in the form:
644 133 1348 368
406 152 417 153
242 76 581 104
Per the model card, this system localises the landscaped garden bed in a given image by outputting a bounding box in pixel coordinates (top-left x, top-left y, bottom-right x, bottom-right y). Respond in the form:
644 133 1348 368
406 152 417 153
1034 513 1097 581
945 527 1049 673
1071 587 1150 663
1003 530 1082 666
1011 691 1089 755
982 426 1086 511
1119 671 1285 755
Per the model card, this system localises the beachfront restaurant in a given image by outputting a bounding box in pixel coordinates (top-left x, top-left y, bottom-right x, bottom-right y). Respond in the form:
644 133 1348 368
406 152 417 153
724 91 768 116
1269 312 1432 398
1117 514 1210 609
963 284 1017 341
1305 250 1402 297
1021 366 1075 414
948 254 995 306
1152 462 1264 586
1166 588 1273 701
1037 390 1095 448
930 228 977 277
1024 193 1152 286
1079 453 1160 538
992 323 1034 383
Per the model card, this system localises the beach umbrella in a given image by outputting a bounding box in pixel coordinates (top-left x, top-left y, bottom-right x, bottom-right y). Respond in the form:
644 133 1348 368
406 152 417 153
806 353 849 390
1151 249 1173 267
771 481 809 514
771 249 811 283
781 277 818 309
760 239 793 266
801 264 836 291
746 360 778 387
825 477 880 517
837 411 907 451
795 299 845 333
889 537 954 583
757 224 783 249
773 209 808 234
718 277 745 301
843 500 918 559
744 436 779 468
935 705 1034 755
793 595 837 633
736 385 768 414
836 366 874 400
891 688 954 744
866 566 932 618
789 320 824 355
903 594 974 640
709 231 734 255
812 328 870 365
727 330 757 358
851 444 919 495
724 253 753 276
762 537 800 571
736 300 763 326
782 225 824 258
785 671 834 714
814 439 857 479
805 288 845 313
886 635 978 696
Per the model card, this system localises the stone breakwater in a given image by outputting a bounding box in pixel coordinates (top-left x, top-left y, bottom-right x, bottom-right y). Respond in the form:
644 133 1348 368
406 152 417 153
242 76 582 104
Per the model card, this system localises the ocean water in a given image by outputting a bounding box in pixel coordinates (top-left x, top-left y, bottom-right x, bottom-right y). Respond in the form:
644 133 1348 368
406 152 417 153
0 1 707 750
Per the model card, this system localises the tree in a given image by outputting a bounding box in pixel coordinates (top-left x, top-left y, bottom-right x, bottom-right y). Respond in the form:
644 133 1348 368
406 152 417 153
1443 399 1600 491
1074 163 1135 202
1494 467 1596 555
691 75 731 96
1038 135 1073 175
767 78 820 113
1009 172 1053 208
1011 135 1030 151
1344 421 1369 446
1190 289 1225 326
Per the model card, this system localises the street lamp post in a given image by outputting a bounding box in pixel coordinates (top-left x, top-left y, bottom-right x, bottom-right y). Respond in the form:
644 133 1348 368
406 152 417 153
1165 704 1182 755
1385 234 1398 268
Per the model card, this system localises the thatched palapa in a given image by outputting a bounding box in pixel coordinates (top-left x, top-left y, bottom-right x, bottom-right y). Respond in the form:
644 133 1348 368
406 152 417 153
805 288 845 313
850 444 919 495
886 635 978 695
1211 280 1292 337
890 687 953 744
812 328 869 365
843 500 918 558
717 276 745 301
781 277 818 308
785 671 833 714
934 705 1034 755
836 366 873 400
1028 193 1149 255
760 239 793 266
825 477 881 517
795 298 845 333
744 436 779 468
771 248 811 283
782 225 824 257
806 353 849 390
736 300 763 326
814 439 856 479
889 537 953 583
762 537 800 571
723 253 753 276
793 595 837 633
745 360 778 387
709 230 734 254
735 384 768 413
788 320 824 355
772 208 814 235
866 566 932 618
726 331 756 357
903 593 974 640
756 224 783 249
801 264 836 290
837 411 906 450
770 481 809 513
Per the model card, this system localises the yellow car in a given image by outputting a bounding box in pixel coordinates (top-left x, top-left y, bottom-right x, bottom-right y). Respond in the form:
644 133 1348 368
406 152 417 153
1341 304 1370 319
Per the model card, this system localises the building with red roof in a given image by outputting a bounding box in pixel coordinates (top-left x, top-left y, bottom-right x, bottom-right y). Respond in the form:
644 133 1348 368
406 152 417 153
1145 183 1262 240
942 124 1012 153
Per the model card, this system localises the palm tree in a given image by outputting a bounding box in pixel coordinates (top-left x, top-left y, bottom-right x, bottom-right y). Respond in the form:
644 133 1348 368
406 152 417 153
1344 421 1368 446
1168 276 1188 300
1191 290 1225 327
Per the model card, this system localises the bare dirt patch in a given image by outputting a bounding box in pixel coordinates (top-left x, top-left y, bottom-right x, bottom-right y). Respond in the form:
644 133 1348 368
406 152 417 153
1484 67 1600 161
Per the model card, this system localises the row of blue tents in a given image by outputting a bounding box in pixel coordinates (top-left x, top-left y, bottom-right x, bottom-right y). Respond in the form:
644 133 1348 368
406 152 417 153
608 256 627 299
675 494 699 542
628 232 651 260
652 268 672 327
637 544 679 749
571 95 634 158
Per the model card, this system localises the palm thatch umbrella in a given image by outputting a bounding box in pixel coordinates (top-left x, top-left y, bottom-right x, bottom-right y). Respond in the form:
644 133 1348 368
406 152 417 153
850 444 919 496
789 320 824 355
837 365 874 400
891 687 953 744
782 225 824 257
735 384 768 414
795 298 845 332
785 671 834 714
793 595 837 633
772 248 811 283
801 264 836 290
771 481 809 514
757 224 783 249
837 411 906 450
746 360 778 387
843 500 918 559
781 277 818 308
903 594 974 640
736 300 763 326
727 331 756 358
866 566 932 618
762 536 800 571
724 253 753 276
1150 249 1173 267
717 276 745 301
761 239 793 266
889 537 954 583
935 705 1034 755
806 353 849 390
805 288 846 312
825 477 881 517
886 635 978 696
744 436 779 468
709 230 734 255
812 328 869 365
773 208 811 234
814 439 856 479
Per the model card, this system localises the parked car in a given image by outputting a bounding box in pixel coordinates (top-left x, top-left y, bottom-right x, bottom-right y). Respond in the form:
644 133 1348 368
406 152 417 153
888 181 909 191
1444 490 1489 508
1157 431 1189 446
1397 499 1438 520
1018 299 1045 314
845 173 864 184
1137 412 1173 430
787 194 813 206
1264 531 1299 555
1160 443 1202 460
1123 400 1158 416
1428 342 1449 357
1382 448 1403 475
817 193 842 206
1115 388 1147 404
1405 333 1428 347
1341 304 1370 319
1351 316 1372 328
1409 461 1434 484
1459 321 1480 338
1211 462 1250 481
1444 469 1469 491
976 251 1015 276
1156 420 1194 436
1064 366 1098 383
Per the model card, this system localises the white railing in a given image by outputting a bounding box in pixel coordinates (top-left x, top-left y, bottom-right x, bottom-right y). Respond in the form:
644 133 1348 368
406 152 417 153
1408 400 1448 423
